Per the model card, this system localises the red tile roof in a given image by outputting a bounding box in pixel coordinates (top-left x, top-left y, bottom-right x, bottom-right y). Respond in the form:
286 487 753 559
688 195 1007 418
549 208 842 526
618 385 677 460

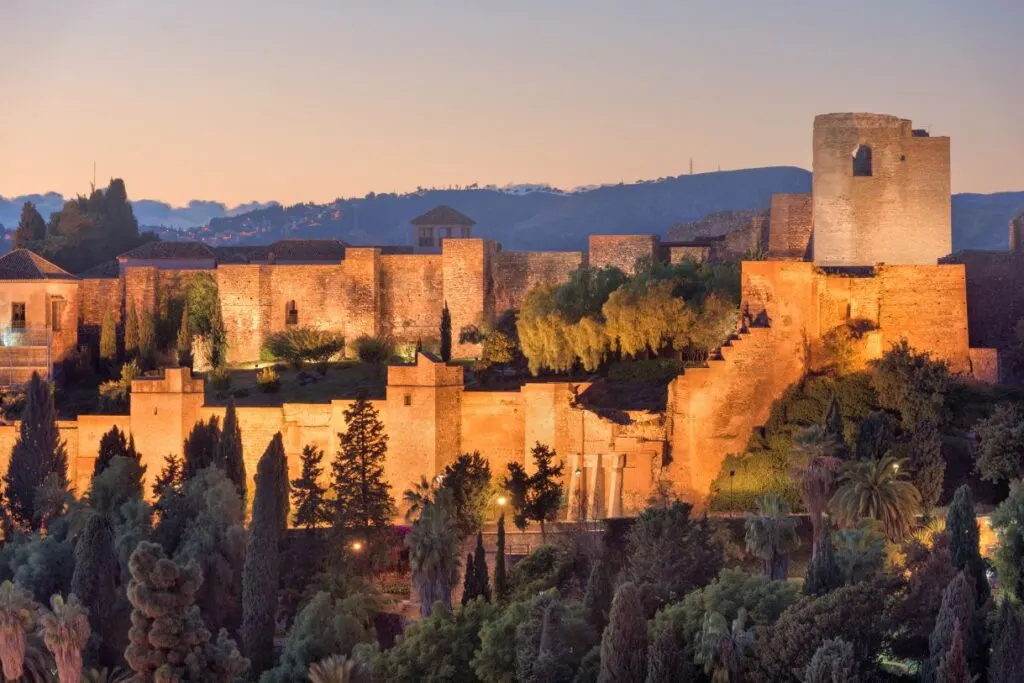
410 205 475 226
0 250 78 281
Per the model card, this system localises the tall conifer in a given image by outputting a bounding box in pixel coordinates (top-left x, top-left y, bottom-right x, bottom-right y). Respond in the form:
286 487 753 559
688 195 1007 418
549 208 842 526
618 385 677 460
331 397 394 542
124 301 140 359
462 552 477 605
176 304 193 368
70 514 118 667
599 582 648 683
474 531 490 602
947 485 990 605
495 512 508 601
216 400 246 514
99 308 117 366
988 600 1024 683
291 445 329 530
440 301 452 362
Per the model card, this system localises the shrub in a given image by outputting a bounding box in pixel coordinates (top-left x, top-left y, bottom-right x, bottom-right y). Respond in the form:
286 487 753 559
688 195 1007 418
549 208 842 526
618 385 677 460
98 360 140 412
607 358 684 383
256 367 281 393
353 334 394 365
262 328 345 372
208 366 232 391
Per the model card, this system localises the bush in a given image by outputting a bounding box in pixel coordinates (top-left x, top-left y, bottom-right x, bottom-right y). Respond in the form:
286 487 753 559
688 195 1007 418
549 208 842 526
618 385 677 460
353 334 394 365
208 366 232 391
607 358 685 383
262 328 345 372
98 360 140 413
256 367 281 394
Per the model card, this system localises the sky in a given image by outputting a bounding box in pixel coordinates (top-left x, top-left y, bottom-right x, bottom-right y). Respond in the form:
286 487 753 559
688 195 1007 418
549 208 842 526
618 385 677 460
1 0 1022 206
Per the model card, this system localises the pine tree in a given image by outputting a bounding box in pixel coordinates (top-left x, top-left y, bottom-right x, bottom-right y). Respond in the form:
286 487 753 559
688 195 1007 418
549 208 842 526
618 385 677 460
804 524 842 595
440 301 452 362
947 485 990 605
2 372 68 530
125 541 248 682
13 201 46 247
176 303 193 368
988 600 1024 683
462 552 477 605
93 425 139 478
937 623 970 683
99 308 118 366
474 531 491 602
495 512 508 602
241 433 289 675
598 582 648 683
138 307 156 367
216 400 246 514
646 622 694 683
70 514 119 667
529 443 564 542
291 445 329 530
927 572 976 683
331 398 394 541
183 416 221 480
909 421 945 512
153 453 184 500
583 558 613 632
124 301 140 360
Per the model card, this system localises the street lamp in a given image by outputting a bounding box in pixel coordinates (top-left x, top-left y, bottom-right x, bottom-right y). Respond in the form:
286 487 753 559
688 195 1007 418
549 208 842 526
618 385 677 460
497 495 507 507
351 541 363 552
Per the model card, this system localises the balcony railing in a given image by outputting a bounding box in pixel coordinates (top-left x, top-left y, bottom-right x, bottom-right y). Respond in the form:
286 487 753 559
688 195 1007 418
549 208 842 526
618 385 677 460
0 326 53 387
1 326 52 348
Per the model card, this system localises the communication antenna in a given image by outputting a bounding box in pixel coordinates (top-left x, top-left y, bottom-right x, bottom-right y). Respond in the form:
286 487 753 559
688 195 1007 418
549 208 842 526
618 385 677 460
91 161 96 192
689 158 693 175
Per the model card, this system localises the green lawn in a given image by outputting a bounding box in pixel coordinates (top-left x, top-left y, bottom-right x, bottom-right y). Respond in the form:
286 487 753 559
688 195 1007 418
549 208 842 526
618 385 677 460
205 362 387 406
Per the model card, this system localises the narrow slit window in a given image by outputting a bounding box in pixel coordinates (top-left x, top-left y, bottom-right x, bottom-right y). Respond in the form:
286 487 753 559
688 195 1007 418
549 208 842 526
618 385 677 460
285 300 298 326
852 144 873 177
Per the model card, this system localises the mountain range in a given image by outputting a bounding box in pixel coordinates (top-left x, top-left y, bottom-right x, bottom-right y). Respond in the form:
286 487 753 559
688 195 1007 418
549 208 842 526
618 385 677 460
2 167 1021 252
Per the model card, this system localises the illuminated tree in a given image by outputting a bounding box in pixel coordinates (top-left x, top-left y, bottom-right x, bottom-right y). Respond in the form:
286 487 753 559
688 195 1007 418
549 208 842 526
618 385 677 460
99 308 118 366
124 301 140 360
829 456 921 541
291 445 330 530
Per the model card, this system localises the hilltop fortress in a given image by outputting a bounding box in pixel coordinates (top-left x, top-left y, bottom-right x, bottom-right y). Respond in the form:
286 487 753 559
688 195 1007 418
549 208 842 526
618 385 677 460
0 112 1017 517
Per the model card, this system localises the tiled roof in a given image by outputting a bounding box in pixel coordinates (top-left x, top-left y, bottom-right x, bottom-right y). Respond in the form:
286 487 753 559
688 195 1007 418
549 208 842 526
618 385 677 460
79 259 120 278
118 240 216 260
267 239 347 262
410 205 475 226
0 249 78 281
213 246 271 264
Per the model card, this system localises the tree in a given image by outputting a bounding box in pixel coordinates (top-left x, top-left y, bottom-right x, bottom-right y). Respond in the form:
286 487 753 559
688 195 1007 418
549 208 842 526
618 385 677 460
70 514 118 667
583 559 613 632
495 512 508 602
829 455 921 541
695 609 754 683
947 484 990 606
646 618 695 683
926 573 977 683
99 308 118 366
992 480 1024 602
908 420 945 512
988 600 1024 683
974 402 1024 484
3 372 68 530
93 425 138 478
598 582 647 683
503 443 564 542
888 529 958 660
183 416 221 481
13 201 46 247
745 493 800 581
833 519 886 586
124 541 248 682
936 622 970 683
625 502 722 611
804 638 858 683
38 594 90 683
152 453 184 501
440 451 492 539
791 435 841 557
124 301 140 360
216 400 246 514
824 395 844 442
291 445 330 530
332 398 394 547
602 280 694 359
176 303 193 368
242 433 289 675
855 410 894 461
804 524 842 596
871 340 951 429
0 580 38 680
138 307 156 367
462 553 478 605
440 301 452 362
474 531 491 603
408 492 461 618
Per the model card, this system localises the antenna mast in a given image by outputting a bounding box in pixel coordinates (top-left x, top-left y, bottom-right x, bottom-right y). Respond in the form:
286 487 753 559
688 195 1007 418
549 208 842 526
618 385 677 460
689 158 693 175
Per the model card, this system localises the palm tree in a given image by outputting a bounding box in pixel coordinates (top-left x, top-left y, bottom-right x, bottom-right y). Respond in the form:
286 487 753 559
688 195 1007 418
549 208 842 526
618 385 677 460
695 608 755 683
402 475 438 523
830 455 921 541
745 494 800 580
38 594 90 683
0 580 38 680
792 426 843 558
307 654 355 683
407 490 460 618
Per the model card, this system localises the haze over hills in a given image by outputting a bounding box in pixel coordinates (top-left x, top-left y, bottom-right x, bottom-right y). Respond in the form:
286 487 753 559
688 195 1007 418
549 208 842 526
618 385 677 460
2 167 1021 252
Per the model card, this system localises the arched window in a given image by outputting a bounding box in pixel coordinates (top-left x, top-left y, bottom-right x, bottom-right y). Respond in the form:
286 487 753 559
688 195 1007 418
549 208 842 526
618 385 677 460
852 144 873 177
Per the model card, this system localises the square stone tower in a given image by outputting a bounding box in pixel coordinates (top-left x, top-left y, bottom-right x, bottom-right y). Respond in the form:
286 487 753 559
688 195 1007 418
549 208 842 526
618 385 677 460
812 113 951 266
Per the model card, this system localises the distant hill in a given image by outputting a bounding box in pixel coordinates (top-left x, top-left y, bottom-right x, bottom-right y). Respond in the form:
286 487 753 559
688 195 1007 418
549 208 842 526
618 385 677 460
3 168 1022 252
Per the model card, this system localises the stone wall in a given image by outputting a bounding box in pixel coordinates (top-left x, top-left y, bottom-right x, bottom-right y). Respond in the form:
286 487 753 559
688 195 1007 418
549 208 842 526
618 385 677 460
79 278 122 328
217 265 271 363
491 250 584 314
767 193 813 259
943 251 1024 349
588 235 658 275
442 239 495 356
379 254 444 341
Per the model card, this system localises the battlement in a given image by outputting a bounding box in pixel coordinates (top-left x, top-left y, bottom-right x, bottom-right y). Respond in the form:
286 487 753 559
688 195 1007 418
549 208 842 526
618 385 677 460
130 367 205 394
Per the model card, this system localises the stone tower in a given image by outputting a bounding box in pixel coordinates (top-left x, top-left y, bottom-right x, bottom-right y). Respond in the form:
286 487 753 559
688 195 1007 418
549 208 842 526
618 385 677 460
811 113 951 267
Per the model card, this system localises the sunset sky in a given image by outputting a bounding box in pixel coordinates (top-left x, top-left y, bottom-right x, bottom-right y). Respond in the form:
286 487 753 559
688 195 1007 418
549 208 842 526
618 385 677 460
1 0 1022 207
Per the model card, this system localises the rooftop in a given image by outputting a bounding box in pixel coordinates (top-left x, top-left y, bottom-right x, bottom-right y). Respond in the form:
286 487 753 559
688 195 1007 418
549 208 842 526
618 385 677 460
0 250 78 281
118 240 216 260
410 205 475 227
267 239 347 262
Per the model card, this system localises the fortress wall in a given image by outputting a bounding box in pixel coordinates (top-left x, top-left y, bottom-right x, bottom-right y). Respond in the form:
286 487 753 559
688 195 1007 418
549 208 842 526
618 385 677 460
669 245 712 264
588 235 657 275
341 248 381 345
491 251 584 314
79 278 122 328
123 267 159 317
767 193 813 259
460 391 527 474
72 415 130 492
267 265 348 336
944 251 1024 349
155 270 211 319
442 239 495 357
969 348 1001 384
379 254 444 342
217 265 271 363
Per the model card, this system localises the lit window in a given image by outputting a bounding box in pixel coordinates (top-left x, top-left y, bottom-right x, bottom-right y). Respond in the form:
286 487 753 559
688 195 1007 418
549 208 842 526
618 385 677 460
285 300 298 326
11 303 25 329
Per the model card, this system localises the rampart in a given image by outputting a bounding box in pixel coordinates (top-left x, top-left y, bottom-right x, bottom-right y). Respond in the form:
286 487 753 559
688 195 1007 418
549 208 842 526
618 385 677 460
767 193 813 259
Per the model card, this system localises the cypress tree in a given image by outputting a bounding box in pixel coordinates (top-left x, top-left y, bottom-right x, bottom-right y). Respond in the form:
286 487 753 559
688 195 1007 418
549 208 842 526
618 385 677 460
124 301 140 360
988 600 1024 683
70 514 118 667
598 582 647 683
216 400 246 514
804 524 842 595
947 485 990 605
241 433 288 674
138 307 156 367
440 301 452 362
99 308 117 366
462 552 477 605
183 416 221 481
176 303 193 368
583 558 613 632
937 624 970 683
927 572 976 683
805 638 858 683
495 512 508 601
909 421 945 513
13 201 46 247
331 397 394 541
291 445 329 530
825 395 844 442
474 531 491 602
93 425 138 478
646 622 693 683
2 372 68 529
